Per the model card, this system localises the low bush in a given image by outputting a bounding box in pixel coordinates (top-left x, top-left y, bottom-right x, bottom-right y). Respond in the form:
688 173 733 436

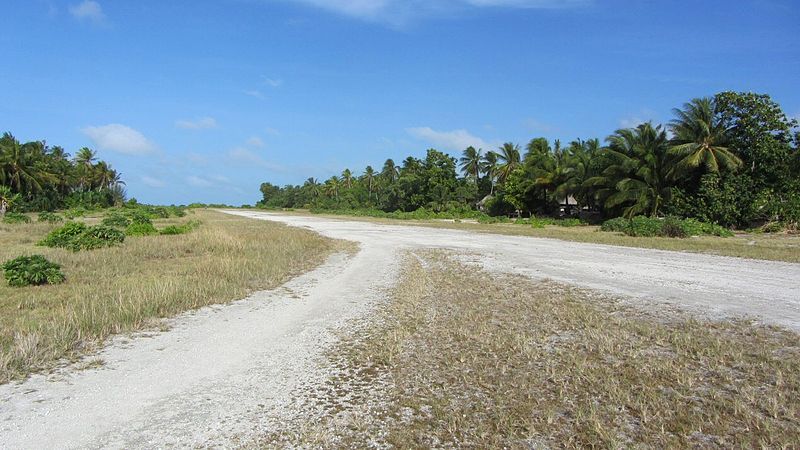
159 220 201 235
127 211 153 225
125 222 158 236
2 255 65 287
101 213 131 228
63 207 89 219
37 211 64 223
600 216 733 238
600 217 630 233
2 212 31 224
39 222 125 251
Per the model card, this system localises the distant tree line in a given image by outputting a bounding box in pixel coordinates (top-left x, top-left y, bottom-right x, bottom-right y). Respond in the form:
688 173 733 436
259 92 799 228
0 133 126 213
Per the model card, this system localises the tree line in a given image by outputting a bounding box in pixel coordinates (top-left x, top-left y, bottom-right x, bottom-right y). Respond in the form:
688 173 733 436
259 91 799 228
0 132 126 213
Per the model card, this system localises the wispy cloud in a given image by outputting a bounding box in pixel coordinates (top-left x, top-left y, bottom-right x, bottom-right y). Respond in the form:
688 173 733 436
262 77 283 88
186 175 214 188
265 127 281 136
246 136 265 147
81 124 156 155
522 117 558 134
227 147 285 171
619 108 658 129
273 0 589 26
141 175 166 188
406 126 496 151
244 89 265 99
175 117 218 130
69 0 106 24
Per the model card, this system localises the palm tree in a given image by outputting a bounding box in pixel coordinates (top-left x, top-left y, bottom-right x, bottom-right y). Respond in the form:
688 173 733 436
481 151 499 195
381 159 400 183
324 176 341 199
668 97 742 176
303 177 321 199
363 165 376 200
458 146 482 182
341 168 353 189
0 133 53 194
74 147 97 166
495 142 521 185
596 123 673 218
0 185 18 217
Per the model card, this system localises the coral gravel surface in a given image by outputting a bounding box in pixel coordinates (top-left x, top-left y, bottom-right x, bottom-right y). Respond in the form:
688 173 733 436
1 209 798 448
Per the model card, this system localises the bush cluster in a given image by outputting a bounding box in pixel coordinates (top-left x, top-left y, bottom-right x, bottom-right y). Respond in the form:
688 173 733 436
159 220 201 235
601 216 733 238
37 211 64 223
39 222 125 251
2 212 32 224
2 255 65 287
515 217 586 228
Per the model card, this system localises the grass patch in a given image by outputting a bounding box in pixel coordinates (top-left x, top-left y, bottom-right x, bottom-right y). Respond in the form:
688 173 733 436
264 250 800 448
0 210 343 382
269 209 800 263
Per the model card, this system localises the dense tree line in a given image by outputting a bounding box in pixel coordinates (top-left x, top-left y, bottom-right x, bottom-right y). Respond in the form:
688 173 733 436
260 92 799 228
0 133 125 214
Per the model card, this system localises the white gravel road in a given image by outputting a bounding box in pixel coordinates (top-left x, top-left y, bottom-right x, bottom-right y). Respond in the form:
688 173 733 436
1 210 798 448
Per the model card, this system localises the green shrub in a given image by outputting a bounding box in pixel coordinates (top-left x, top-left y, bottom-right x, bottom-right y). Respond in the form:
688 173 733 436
2 255 65 287
159 220 200 235
101 213 131 228
627 216 663 237
127 210 153 225
2 212 31 224
600 217 630 233
37 211 64 223
39 222 124 251
78 225 125 250
660 216 687 238
63 207 88 219
125 222 158 236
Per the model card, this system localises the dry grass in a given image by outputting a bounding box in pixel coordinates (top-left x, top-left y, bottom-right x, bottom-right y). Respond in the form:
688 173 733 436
0 209 343 382
266 250 800 448
275 209 800 263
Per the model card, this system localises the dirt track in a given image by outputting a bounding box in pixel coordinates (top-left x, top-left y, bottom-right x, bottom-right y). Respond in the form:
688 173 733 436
1 210 798 448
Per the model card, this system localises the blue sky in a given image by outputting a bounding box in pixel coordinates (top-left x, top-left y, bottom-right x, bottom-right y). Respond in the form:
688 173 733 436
2 0 798 205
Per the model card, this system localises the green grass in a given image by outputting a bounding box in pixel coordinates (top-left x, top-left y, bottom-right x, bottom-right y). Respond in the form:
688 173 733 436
263 250 800 448
0 210 343 382
264 209 800 263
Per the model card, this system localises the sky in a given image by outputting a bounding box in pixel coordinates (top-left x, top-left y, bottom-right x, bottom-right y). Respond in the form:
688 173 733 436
1 0 798 205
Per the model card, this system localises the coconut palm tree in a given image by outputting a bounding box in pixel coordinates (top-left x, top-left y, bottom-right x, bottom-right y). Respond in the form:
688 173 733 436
495 142 521 185
362 165 376 200
458 146 482 182
597 123 673 218
381 159 400 183
341 168 353 189
303 177 321 199
669 97 742 176
0 133 53 194
324 176 341 199
481 151 499 195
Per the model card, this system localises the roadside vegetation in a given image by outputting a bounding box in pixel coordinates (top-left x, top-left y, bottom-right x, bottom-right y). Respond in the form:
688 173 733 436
0 209 341 382
263 250 800 448
257 91 800 234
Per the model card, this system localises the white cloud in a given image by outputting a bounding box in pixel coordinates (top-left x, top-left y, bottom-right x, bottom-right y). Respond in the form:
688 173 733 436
69 0 105 23
406 126 495 151
175 117 217 130
246 136 265 147
186 175 213 187
244 89 265 99
275 0 589 26
81 124 156 155
141 175 166 188
227 147 285 171
262 77 283 88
